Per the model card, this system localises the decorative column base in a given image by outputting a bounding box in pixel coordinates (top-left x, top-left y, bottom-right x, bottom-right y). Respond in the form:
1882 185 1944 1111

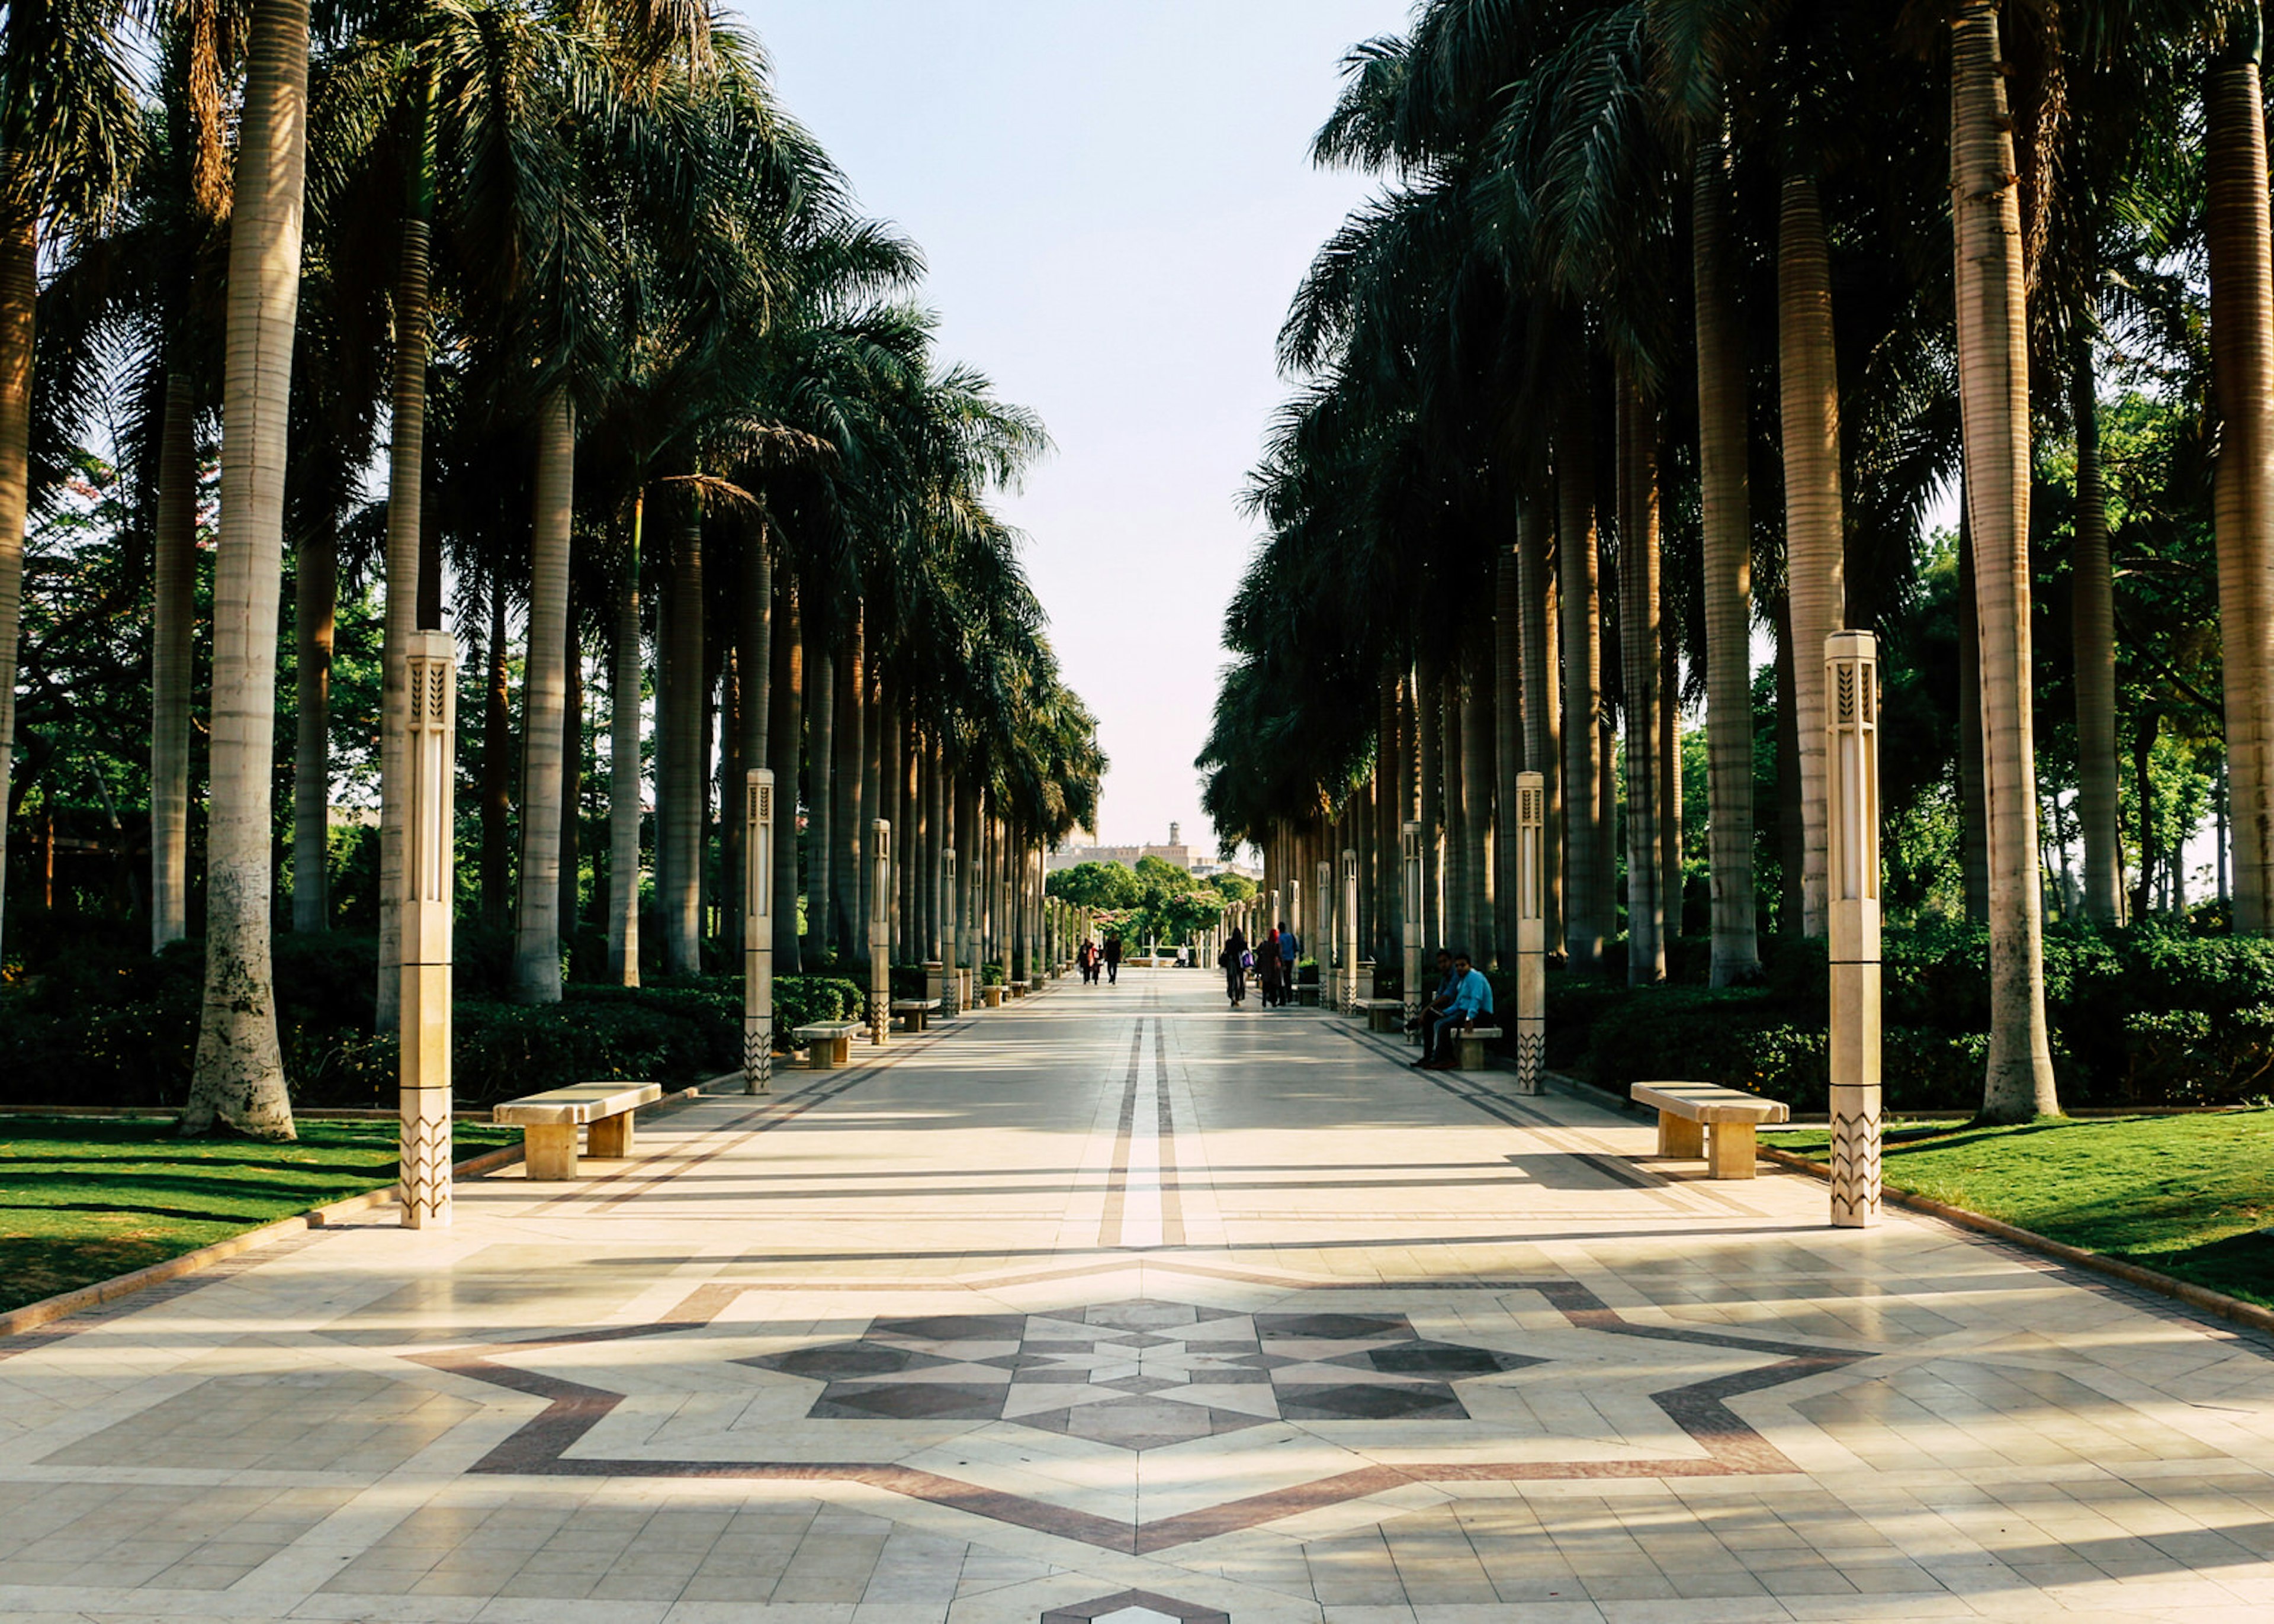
400 1084 452 1229
1830 1085 1882 1226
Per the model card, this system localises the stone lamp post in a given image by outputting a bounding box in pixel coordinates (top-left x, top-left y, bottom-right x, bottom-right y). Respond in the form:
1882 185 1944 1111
1515 771 1546 1096
1315 857 1333 1005
400 631 458 1229
1401 820 1422 1044
1340 849 1359 1016
744 768 774 1094
1827 631 1883 1227
871 819 891 1046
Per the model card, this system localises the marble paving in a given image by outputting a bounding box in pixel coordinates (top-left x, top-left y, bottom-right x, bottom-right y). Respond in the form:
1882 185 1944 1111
4 969 2273 1622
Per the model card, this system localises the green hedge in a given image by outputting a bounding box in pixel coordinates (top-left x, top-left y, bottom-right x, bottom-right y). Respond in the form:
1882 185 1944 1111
1553 921 2274 1113
0 928 870 1111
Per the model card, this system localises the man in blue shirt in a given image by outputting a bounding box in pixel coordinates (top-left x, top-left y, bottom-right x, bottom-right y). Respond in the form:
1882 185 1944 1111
1277 922 1299 998
1419 952 1493 1071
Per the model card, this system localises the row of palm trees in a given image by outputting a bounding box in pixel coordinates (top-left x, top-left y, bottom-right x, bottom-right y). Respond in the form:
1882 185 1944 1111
1202 0 2267 1123
1 0 1101 1137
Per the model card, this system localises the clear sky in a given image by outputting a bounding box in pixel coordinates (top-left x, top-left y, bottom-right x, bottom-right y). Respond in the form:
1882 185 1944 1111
740 0 1408 856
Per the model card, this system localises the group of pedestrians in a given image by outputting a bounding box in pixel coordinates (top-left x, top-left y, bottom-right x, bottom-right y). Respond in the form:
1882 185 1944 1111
1215 921 1300 1008
1077 935 1121 985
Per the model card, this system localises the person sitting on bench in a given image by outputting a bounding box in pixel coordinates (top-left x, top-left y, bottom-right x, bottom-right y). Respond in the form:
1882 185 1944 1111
1418 951 1493 1072
1409 950 1459 1066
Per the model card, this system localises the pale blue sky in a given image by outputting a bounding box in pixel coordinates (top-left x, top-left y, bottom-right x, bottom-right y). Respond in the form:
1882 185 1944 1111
741 1 1408 854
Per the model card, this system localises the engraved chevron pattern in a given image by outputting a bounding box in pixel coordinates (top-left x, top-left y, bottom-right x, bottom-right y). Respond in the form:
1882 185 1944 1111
403 1111 452 1226
1830 1108 1882 1223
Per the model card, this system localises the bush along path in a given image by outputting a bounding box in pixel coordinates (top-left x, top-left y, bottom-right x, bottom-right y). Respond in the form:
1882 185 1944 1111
0 1117 521 1315
1761 1111 2274 1313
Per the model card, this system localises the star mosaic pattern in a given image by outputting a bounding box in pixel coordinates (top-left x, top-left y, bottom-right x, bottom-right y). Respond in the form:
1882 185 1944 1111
741 1298 1545 1449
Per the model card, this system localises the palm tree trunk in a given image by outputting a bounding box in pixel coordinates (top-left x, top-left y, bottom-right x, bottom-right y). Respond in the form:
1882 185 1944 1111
1417 653 1444 950
1518 499 1561 955
150 369 197 952
1777 166 1845 941
1619 377 1663 985
291 515 335 932
1374 671 1398 960
2071 345 2123 924
1494 544 1523 956
769 571 803 969
0 202 28 969
1953 0 2058 1118
481 575 513 928
1662 628 1682 940
833 607 865 961
374 75 433 1035
184 0 309 1137
1774 595 1803 934
510 388 573 1005
857 652 881 960
738 529 771 953
560 603 582 949
805 623 834 963
607 505 642 985
1461 649 1495 963
1957 514 1989 923
1442 675 1465 950
662 507 702 975
2208 6 2274 931
1691 131 1759 982
1559 383 1603 970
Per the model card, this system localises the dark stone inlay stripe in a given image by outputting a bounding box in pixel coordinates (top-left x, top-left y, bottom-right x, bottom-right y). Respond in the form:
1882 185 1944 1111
409 1271 1867 1552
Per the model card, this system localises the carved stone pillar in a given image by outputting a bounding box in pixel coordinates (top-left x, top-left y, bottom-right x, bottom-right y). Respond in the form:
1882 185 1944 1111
871 819 891 1046
400 631 458 1228
1827 632 1883 1226
744 770 775 1093
1515 771 1546 1096
1401 821 1423 1044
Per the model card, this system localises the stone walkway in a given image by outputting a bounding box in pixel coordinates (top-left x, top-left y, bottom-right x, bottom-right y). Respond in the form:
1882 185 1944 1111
4 969 2273 1623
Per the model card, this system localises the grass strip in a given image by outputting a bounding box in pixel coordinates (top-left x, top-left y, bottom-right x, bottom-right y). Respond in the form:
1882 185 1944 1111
0 1116 518 1314
1763 1110 2274 1311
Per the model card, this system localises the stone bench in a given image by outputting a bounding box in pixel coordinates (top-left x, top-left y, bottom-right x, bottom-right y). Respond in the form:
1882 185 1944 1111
1359 998 1405 1033
891 998 941 1033
494 1080 663 1181
1631 1080 1790 1181
794 1020 863 1069
1010 979 1032 998
1450 1025 1502 1071
981 984 1005 1008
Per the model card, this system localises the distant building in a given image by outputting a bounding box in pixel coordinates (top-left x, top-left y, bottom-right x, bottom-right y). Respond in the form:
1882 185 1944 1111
1048 823 1193 875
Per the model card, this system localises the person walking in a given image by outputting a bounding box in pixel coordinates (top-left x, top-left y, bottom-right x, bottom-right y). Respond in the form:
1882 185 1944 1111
1078 940 1097 984
1277 921 1299 1003
1103 934 1123 986
1219 928 1250 1006
1258 927 1284 1007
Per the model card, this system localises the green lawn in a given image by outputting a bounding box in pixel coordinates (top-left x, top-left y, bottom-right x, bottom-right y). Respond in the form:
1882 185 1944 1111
0 1117 518 1315
1762 1111 2274 1311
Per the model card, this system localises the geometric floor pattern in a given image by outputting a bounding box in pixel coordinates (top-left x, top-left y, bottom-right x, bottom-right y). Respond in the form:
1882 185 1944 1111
2 969 2273 1623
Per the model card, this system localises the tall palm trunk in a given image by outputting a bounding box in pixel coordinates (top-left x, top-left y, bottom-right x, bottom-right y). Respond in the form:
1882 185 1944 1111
374 71 433 1033
150 370 197 951
833 607 864 960
184 0 309 1137
560 606 582 947
1443 677 1465 949
2071 346 2122 924
1494 544 1523 955
737 529 771 953
2208 5 2274 930
663 507 702 975
1417 654 1444 950
607 503 643 985
510 388 574 1004
1374 670 1398 959
1956 514 1989 922
1619 378 1663 985
1559 384 1604 970
857 655 881 959
1460 647 1494 963
1691 131 1759 981
804 624 833 963
481 575 512 928
291 516 335 932
1954 0 2058 1118
769 573 803 969
1773 596 1803 932
1777 167 1845 941
1518 499 1561 954
0 188 28 967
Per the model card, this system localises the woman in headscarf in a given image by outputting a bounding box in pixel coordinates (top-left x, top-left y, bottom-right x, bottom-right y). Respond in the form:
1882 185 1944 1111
1258 927 1284 1007
1219 927 1250 1006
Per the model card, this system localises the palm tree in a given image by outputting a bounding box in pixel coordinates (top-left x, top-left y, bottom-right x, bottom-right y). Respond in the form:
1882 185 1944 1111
1951 0 2058 1119
184 0 311 1137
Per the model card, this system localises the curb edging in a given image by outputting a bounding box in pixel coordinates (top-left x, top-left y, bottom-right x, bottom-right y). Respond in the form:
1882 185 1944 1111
1757 1145 2274 1339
